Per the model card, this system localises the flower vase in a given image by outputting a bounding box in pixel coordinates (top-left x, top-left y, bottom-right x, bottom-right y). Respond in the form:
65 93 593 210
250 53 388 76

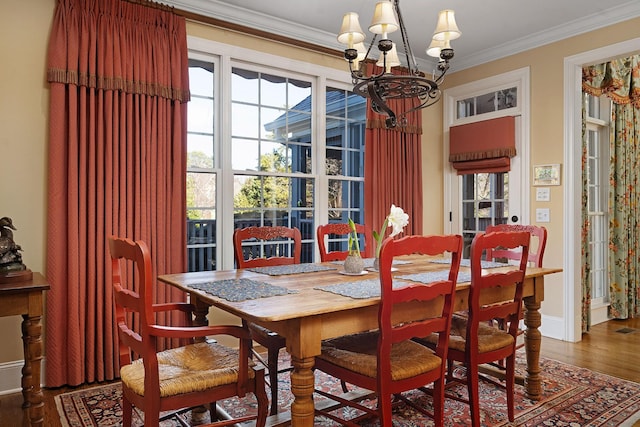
344 254 364 274
373 257 380 272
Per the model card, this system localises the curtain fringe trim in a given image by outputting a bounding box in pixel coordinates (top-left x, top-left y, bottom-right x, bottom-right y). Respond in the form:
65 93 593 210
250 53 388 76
366 119 423 135
47 68 190 103
449 147 516 163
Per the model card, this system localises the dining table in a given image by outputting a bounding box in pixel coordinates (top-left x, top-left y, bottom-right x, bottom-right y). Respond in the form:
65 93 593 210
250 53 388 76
158 256 562 426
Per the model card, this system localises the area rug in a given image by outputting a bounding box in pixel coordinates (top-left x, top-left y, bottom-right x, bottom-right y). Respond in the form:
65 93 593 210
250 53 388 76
55 351 640 426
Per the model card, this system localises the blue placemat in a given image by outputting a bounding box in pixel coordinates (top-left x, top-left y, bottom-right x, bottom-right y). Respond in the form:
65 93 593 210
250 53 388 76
429 258 508 269
398 270 472 284
189 278 297 302
315 278 412 299
331 258 412 268
247 264 337 276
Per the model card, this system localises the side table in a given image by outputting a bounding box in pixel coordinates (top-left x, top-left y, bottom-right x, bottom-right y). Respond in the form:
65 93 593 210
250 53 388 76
0 272 49 427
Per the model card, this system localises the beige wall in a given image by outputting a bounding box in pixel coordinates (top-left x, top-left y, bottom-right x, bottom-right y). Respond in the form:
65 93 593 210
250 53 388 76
0 0 54 365
1 0 639 370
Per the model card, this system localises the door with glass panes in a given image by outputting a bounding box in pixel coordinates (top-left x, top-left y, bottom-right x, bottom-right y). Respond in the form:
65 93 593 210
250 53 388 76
444 69 530 258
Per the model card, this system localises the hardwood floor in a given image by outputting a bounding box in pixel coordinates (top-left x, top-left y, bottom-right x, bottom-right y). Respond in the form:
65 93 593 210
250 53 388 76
2 318 640 426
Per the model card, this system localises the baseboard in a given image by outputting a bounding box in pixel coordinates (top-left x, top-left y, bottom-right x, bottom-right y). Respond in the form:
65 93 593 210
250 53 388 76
591 305 610 326
0 360 26 396
539 314 565 340
0 358 46 396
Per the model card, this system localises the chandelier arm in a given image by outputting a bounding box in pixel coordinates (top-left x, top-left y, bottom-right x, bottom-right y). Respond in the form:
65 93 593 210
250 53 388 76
367 82 397 128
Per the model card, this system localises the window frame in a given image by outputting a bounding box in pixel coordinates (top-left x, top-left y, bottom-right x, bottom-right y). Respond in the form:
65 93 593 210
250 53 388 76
187 37 364 270
584 92 611 310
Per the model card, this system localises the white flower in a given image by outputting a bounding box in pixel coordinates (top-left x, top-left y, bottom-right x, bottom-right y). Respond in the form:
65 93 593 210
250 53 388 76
373 204 410 257
387 204 409 238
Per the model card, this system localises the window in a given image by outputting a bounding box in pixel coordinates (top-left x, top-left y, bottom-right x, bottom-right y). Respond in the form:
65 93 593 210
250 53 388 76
185 41 366 270
186 59 217 271
584 92 611 307
456 86 517 119
461 173 508 257
231 68 315 262
325 87 366 252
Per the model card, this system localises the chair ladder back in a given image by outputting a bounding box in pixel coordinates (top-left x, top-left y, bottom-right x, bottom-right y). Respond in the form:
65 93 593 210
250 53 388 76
316 222 373 261
468 231 530 339
485 224 547 267
378 234 463 357
233 226 302 268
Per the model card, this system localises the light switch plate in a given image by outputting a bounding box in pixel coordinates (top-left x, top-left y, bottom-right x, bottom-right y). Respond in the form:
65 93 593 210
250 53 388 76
536 208 550 223
536 187 550 202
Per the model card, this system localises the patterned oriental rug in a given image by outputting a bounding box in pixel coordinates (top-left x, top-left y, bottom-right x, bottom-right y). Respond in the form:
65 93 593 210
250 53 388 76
55 351 640 426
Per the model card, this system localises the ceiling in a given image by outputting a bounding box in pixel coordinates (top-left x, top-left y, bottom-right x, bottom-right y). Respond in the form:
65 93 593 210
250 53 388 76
165 0 640 72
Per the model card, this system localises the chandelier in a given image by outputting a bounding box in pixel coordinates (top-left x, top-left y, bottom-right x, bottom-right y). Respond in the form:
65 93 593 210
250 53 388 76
338 0 461 128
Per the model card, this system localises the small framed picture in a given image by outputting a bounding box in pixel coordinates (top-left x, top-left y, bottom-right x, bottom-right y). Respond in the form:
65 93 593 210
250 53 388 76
533 164 561 186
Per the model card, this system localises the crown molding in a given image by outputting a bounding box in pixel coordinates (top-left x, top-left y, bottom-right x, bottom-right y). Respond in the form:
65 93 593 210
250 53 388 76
451 1 640 71
168 0 640 72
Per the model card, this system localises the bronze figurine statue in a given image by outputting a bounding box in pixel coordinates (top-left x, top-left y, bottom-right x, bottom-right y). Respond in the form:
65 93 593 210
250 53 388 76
0 216 28 273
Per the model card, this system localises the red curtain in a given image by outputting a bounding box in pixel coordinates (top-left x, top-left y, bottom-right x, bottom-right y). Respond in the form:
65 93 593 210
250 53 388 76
45 0 189 387
364 63 424 238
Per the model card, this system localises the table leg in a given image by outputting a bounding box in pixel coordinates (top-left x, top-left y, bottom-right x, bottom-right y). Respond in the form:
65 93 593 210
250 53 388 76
289 355 316 427
523 297 542 401
22 314 44 427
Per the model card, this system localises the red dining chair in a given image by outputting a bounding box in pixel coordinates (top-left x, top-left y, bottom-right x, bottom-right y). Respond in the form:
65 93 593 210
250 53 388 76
485 223 546 356
420 230 530 427
108 236 268 427
316 222 373 261
232 225 301 415
485 224 547 268
313 234 463 426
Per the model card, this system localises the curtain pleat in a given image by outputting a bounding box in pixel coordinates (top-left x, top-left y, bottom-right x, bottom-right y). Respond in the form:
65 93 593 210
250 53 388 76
364 63 424 240
45 0 189 387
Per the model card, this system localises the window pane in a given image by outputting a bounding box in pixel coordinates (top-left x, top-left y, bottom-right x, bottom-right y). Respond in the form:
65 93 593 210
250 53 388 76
327 87 346 118
289 78 312 109
261 107 287 139
187 135 214 168
260 73 287 108
232 68 259 103
476 93 495 114
232 138 259 171
188 60 214 97
188 97 214 133
232 103 259 138
457 98 475 119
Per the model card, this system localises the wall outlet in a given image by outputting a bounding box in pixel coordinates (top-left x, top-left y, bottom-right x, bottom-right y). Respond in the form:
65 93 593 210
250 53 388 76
536 208 550 222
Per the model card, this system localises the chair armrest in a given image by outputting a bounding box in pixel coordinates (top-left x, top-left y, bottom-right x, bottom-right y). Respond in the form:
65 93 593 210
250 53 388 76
148 324 252 341
152 302 194 314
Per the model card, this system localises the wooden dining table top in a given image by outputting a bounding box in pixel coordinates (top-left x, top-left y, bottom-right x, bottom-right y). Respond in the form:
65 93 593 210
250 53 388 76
158 256 561 329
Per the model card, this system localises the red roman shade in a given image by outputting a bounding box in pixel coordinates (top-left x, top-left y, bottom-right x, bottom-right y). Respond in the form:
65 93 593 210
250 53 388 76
449 116 516 175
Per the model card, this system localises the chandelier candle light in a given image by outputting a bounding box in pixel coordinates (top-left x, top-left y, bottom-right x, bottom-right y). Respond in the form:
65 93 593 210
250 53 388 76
338 0 461 128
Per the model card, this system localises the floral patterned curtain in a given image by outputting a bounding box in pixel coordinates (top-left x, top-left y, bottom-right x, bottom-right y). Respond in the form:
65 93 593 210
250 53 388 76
583 55 640 320
581 97 591 332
